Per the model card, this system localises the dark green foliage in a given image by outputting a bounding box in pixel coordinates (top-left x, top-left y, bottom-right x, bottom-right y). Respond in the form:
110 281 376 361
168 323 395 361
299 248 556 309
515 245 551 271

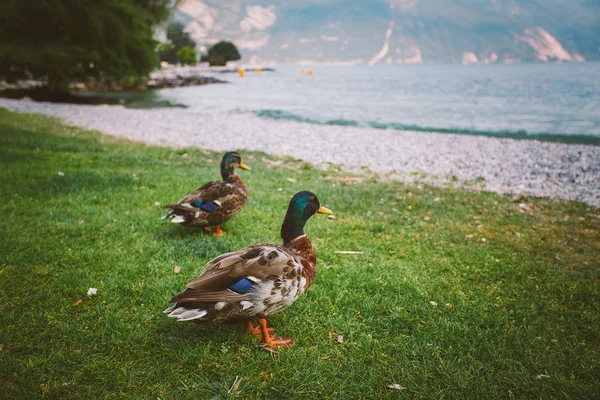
0 0 170 93
159 22 197 64
132 0 171 24
1 108 599 398
167 21 196 49
201 41 241 66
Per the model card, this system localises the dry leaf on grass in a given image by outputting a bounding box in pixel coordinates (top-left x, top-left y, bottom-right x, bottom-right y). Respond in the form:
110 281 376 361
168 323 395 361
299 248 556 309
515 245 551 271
334 251 364 255
73 298 83 306
287 178 297 183
387 384 406 390
337 335 344 344
173 266 181 274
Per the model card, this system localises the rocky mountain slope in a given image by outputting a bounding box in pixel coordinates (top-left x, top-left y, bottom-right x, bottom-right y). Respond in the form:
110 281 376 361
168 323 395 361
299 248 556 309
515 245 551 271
172 0 600 64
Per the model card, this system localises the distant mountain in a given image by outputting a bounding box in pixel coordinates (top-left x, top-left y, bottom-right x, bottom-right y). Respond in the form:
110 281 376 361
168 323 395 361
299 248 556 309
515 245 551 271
171 0 600 65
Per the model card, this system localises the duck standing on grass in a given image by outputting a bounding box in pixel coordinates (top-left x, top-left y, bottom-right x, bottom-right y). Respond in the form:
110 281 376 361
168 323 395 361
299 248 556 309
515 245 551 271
162 151 250 236
164 191 333 348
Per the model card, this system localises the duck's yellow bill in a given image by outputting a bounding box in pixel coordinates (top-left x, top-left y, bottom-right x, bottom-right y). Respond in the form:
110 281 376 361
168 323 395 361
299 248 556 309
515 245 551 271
317 205 333 215
239 161 251 171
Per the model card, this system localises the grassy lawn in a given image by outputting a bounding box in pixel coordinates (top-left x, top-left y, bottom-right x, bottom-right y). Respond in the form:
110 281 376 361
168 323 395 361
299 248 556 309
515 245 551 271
1 107 599 399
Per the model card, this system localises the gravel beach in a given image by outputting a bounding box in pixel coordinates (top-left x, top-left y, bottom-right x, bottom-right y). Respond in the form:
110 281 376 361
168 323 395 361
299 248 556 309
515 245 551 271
2 98 599 207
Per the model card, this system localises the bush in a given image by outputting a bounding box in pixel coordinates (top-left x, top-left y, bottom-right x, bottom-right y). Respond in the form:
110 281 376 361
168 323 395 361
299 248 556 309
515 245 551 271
176 46 197 65
200 41 241 66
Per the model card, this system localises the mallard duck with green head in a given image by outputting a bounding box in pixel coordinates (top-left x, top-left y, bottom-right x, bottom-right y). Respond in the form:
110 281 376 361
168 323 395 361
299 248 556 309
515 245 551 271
162 151 250 236
164 191 332 348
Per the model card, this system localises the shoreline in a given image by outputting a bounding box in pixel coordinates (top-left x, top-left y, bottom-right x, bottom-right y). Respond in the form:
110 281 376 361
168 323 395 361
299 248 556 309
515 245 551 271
0 64 273 95
1 97 598 207
0 66 228 100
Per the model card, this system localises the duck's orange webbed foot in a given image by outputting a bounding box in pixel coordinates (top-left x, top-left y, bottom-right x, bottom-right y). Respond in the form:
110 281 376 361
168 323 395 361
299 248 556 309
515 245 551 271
213 225 226 237
265 336 294 348
246 320 273 337
258 318 293 348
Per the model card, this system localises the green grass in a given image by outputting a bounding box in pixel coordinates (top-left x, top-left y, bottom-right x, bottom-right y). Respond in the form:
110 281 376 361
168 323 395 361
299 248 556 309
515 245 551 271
1 107 599 399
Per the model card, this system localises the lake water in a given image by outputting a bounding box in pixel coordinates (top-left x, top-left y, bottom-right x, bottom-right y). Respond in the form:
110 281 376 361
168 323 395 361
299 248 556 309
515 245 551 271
88 62 600 144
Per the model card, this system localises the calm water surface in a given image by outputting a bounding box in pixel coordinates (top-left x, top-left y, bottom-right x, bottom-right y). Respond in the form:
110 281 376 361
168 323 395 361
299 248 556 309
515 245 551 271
90 63 600 143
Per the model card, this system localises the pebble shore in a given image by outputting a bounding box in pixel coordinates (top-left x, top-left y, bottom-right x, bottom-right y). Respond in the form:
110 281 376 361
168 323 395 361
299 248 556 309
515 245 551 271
1 98 599 207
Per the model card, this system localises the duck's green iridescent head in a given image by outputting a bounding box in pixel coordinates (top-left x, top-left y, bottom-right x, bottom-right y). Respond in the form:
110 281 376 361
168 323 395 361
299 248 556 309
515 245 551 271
281 191 332 243
220 151 250 179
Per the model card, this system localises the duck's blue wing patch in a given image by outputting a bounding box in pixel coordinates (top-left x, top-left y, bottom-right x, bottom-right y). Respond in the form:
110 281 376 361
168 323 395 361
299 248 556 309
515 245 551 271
190 200 219 212
229 278 255 294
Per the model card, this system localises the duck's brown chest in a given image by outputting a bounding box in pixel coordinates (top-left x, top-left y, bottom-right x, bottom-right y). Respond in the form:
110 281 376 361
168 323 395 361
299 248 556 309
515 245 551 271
287 235 317 290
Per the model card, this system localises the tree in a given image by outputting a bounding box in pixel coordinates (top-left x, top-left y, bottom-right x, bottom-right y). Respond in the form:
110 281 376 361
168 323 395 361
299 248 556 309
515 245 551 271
176 46 197 65
201 41 241 66
158 22 197 65
0 0 170 94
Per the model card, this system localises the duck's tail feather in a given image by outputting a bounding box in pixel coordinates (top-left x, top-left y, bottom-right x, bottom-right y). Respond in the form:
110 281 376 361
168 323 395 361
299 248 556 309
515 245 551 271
164 304 208 321
161 206 187 223
161 206 174 221
170 215 186 224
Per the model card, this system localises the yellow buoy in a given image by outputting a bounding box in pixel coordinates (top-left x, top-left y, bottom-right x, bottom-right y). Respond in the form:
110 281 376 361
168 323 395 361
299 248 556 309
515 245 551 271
238 69 245 77
300 68 305 74
255 68 261 73
308 69 313 76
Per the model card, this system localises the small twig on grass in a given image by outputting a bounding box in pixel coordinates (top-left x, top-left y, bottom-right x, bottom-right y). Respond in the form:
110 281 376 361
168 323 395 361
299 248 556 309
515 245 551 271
227 376 241 394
